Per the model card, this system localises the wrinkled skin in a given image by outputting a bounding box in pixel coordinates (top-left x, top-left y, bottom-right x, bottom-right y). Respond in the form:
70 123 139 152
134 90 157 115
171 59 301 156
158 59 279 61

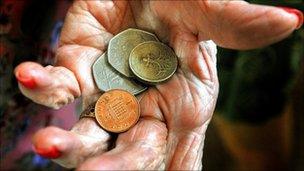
14 1 301 170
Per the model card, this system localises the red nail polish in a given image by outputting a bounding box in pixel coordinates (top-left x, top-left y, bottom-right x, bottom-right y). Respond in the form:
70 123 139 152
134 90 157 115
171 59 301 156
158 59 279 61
33 146 61 159
278 7 303 29
15 70 37 89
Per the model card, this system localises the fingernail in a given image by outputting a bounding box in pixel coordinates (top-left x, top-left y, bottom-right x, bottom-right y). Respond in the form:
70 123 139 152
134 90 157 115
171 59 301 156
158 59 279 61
32 145 62 159
15 70 37 89
278 7 303 29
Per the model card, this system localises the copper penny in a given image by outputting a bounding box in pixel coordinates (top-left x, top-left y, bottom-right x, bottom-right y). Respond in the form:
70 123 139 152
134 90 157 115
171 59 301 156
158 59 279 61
95 89 140 133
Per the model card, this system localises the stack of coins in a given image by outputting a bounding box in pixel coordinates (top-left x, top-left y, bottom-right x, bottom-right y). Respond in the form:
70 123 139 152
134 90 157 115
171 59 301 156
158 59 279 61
83 28 178 133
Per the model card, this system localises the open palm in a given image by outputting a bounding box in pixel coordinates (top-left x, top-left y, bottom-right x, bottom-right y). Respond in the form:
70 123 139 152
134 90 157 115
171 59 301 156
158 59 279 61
15 1 301 170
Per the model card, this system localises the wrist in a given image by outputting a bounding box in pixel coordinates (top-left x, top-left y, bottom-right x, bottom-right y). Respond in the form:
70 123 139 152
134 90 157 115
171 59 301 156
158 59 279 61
166 129 206 170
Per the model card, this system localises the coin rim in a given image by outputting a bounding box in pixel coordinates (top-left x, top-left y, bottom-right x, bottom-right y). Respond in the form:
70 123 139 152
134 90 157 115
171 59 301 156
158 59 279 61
129 41 178 84
107 28 159 77
92 52 148 95
94 89 140 133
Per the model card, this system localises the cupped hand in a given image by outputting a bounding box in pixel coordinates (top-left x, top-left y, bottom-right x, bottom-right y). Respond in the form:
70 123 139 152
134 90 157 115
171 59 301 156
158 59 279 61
14 1 302 170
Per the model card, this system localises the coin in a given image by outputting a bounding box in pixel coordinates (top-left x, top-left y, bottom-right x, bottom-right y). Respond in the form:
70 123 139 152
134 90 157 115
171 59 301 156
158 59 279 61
108 28 159 77
95 89 140 133
93 53 147 95
129 41 178 84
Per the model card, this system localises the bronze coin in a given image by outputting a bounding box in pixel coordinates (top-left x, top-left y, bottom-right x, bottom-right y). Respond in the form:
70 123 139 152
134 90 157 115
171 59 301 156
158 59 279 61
95 89 140 133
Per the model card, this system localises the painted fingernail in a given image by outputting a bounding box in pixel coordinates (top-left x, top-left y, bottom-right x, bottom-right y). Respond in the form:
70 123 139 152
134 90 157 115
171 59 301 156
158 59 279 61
33 146 61 159
278 7 303 29
15 70 37 89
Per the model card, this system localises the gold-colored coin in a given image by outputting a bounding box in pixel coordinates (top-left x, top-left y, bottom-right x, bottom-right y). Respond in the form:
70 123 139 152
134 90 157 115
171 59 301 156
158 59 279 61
107 28 159 77
95 89 140 133
129 41 178 84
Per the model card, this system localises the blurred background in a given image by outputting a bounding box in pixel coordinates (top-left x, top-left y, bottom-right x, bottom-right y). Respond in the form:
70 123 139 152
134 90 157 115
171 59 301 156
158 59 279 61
0 0 303 170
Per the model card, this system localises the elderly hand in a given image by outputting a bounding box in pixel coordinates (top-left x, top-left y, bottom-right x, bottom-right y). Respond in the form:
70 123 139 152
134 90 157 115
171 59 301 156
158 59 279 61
14 1 302 170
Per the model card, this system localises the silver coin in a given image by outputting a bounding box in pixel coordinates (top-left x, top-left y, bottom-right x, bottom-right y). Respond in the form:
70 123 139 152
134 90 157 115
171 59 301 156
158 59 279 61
108 28 159 77
93 53 147 95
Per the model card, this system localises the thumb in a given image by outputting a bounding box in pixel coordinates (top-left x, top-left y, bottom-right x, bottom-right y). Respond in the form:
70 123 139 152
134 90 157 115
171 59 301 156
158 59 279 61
15 62 81 109
198 1 303 49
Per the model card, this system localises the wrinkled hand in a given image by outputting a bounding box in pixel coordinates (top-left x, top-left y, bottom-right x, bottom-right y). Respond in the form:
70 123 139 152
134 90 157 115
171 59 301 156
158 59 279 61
14 1 302 170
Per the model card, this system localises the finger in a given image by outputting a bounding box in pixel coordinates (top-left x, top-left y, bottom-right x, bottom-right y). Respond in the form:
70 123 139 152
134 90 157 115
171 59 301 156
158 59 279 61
56 0 135 106
55 46 103 107
197 1 303 49
78 119 167 170
14 62 81 109
32 118 111 168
